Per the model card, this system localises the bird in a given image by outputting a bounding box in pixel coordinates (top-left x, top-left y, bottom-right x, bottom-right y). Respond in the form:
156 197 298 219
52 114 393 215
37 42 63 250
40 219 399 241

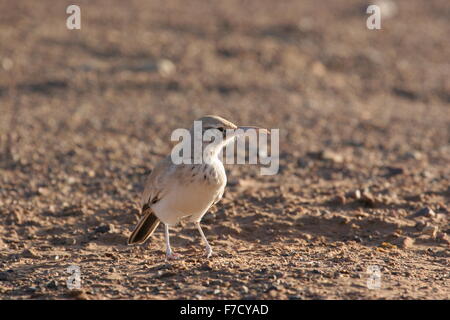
127 115 268 260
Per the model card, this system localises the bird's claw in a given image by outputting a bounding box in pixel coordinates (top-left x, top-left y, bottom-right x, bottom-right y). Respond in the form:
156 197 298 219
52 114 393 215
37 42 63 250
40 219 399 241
165 252 180 260
205 247 213 258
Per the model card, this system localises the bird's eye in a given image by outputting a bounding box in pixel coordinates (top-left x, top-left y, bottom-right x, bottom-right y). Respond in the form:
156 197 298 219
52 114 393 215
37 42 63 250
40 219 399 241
203 127 225 137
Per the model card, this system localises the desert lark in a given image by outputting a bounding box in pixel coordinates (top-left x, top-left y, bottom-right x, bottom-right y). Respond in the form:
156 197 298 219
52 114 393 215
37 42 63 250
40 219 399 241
128 115 267 259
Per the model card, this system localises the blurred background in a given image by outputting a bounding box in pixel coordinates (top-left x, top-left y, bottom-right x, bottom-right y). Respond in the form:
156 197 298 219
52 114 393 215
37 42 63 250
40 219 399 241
0 0 449 299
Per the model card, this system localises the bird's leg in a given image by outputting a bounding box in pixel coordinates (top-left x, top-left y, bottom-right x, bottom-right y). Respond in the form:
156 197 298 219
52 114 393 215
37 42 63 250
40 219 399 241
164 224 179 260
196 222 212 258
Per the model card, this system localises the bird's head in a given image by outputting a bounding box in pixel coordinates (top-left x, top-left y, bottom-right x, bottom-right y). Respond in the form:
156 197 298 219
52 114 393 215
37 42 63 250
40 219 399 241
189 115 269 157
195 115 237 135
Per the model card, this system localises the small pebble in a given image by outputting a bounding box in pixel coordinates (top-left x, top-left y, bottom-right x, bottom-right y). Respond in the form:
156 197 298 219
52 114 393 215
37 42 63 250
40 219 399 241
21 249 39 258
414 207 436 218
46 280 58 290
423 225 438 238
94 224 112 234
393 236 414 249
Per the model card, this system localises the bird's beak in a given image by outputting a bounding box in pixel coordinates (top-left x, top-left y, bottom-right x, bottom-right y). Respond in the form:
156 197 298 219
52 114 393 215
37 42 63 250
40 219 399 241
220 125 270 147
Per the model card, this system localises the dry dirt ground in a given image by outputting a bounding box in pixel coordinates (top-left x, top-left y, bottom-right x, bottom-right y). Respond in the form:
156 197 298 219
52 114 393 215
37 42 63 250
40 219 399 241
0 0 449 300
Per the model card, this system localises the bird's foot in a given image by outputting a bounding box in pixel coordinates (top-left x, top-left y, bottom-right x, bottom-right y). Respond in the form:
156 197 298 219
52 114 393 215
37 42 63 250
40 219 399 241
165 252 180 261
205 246 213 258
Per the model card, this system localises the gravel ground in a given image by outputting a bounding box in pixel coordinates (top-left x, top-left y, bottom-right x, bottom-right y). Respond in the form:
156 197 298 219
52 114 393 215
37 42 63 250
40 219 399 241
0 0 449 299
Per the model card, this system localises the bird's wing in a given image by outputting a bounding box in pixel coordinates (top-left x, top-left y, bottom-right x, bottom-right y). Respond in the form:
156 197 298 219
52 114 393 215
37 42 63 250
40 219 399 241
140 155 174 211
213 187 225 205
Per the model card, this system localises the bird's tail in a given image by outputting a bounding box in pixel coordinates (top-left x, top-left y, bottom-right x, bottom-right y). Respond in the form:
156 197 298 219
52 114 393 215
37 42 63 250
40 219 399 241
128 206 160 245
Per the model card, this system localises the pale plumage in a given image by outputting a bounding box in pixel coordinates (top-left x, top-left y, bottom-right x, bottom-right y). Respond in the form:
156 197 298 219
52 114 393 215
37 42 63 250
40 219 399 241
128 115 266 260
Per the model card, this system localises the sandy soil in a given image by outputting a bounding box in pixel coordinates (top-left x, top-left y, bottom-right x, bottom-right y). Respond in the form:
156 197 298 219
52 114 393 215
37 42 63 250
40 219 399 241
0 0 449 299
